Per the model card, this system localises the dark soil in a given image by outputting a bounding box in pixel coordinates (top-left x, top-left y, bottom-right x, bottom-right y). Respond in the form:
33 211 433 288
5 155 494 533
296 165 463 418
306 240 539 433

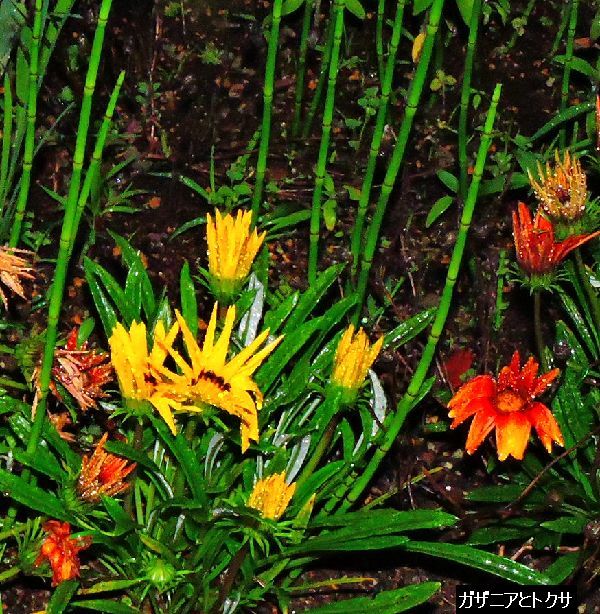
3 0 599 611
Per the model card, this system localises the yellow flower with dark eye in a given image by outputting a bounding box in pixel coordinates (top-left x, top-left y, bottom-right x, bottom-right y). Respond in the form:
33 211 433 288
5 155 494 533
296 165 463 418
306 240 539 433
109 320 199 433
206 209 265 303
330 325 383 404
163 305 282 451
528 150 587 223
247 472 296 520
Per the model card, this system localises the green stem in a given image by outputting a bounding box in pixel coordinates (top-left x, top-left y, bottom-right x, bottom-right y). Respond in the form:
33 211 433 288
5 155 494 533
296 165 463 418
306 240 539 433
560 0 578 149
575 249 600 337
0 376 27 391
292 0 314 138
302 15 334 139
341 84 502 512
354 0 445 320
251 0 283 222
308 0 345 284
533 290 547 371
0 73 13 214
458 0 482 201
26 0 113 458
375 0 385 81
350 0 407 279
9 0 42 247
69 70 126 259
124 418 144 517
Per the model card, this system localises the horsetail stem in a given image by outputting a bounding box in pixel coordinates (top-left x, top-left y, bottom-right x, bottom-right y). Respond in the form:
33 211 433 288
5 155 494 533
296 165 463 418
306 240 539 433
375 0 385 81
458 0 482 201
27 0 113 456
354 0 445 321
251 0 283 222
302 13 334 139
350 0 407 279
292 0 315 138
0 73 13 214
340 84 501 512
70 70 126 258
560 0 578 149
9 0 42 247
308 0 344 284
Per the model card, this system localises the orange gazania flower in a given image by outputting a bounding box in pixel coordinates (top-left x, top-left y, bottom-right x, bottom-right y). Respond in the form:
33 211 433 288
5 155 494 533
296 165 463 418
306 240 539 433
512 202 600 277
51 328 113 411
77 433 136 503
35 521 92 586
448 351 564 461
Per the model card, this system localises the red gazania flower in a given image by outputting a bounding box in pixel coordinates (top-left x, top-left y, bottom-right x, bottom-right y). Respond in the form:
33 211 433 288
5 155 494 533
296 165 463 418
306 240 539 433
35 521 92 586
77 433 136 503
448 351 564 461
512 202 600 276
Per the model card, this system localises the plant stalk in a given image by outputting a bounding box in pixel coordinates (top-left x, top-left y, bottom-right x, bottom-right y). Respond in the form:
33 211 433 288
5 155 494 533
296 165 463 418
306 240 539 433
533 290 547 371
560 0 578 149
292 0 315 138
308 0 345 284
340 83 502 512
251 0 283 222
353 0 445 320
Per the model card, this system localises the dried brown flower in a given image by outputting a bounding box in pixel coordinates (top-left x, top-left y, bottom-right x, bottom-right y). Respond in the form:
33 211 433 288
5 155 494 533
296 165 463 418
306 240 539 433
0 245 35 309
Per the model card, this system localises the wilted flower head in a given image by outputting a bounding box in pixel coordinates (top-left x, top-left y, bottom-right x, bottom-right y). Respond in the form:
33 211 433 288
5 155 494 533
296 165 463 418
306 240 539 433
161 305 282 451
528 150 587 223
247 472 296 520
77 433 136 503
512 202 600 288
206 209 265 303
0 245 35 309
35 521 92 586
330 325 383 403
448 351 563 461
52 328 113 411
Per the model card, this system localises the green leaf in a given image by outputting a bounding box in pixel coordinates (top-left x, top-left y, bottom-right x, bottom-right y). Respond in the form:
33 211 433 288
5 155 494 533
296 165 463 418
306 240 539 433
323 199 337 231
553 55 599 81
345 0 365 20
311 509 457 532
455 0 474 24
385 309 433 349
70 600 140 614
101 495 136 536
84 258 133 324
79 579 143 595
529 101 594 142
47 580 79 614
426 195 453 228
403 541 551 585
305 582 440 613
413 0 434 14
541 515 587 534
180 261 198 338
281 0 304 16
149 414 207 505
84 257 118 336
543 552 580 584
436 170 458 193
0 468 76 522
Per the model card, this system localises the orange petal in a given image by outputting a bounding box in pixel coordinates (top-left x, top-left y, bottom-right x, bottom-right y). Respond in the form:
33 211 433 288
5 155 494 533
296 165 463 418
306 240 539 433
531 368 560 396
495 411 531 461
449 397 492 429
464 404 496 455
448 375 495 410
526 401 564 452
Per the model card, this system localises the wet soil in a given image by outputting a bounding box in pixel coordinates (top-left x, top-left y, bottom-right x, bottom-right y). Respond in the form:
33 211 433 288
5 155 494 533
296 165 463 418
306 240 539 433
4 0 600 611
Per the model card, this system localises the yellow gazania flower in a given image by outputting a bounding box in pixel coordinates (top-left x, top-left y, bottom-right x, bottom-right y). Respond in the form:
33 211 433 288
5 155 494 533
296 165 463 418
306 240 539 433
528 150 587 223
247 472 296 520
331 325 383 403
163 305 282 452
109 320 199 433
206 209 265 302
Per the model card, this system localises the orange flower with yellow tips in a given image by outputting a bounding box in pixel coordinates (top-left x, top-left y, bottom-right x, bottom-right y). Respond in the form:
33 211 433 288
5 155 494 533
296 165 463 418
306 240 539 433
528 150 587 223
330 324 383 403
247 472 296 520
77 433 136 503
161 305 282 451
206 209 265 303
512 202 600 286
448 351 564 461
